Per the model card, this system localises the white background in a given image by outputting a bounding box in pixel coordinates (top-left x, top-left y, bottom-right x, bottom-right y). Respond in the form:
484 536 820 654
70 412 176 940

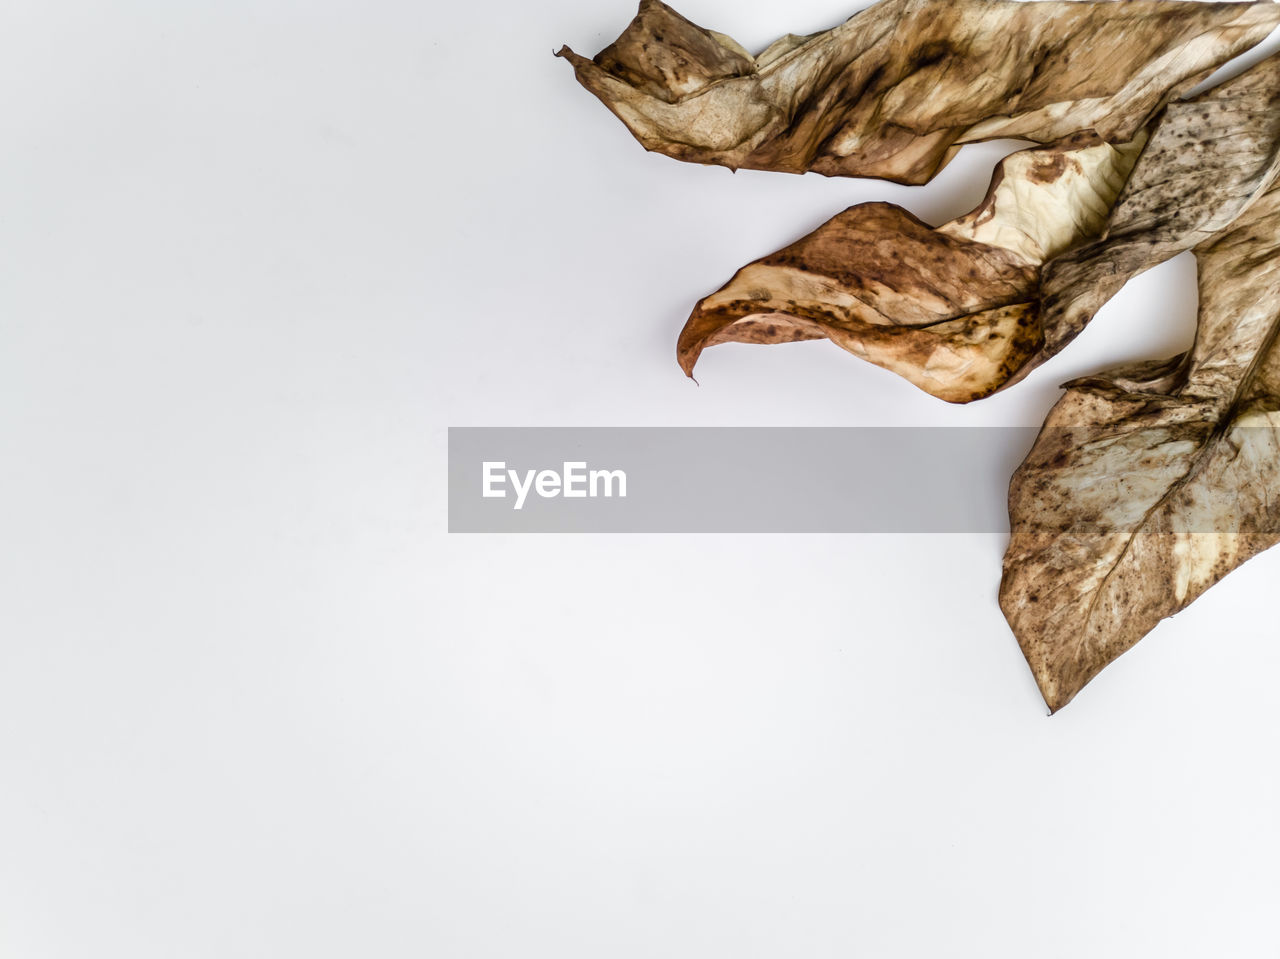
2 0 1279 955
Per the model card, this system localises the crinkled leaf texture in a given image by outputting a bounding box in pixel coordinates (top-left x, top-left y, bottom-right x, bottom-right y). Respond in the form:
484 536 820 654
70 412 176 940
677 132 1144 402
557 0 1280 184
678 54 1280 403
562 0 1280 711
1002 181 1280 712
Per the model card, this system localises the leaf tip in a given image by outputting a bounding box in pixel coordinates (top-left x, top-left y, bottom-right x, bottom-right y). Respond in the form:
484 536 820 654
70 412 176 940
679 358 700 386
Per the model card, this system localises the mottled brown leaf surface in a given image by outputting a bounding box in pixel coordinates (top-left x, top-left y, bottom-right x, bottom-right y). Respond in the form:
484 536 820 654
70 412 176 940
677 133 1143 401
558 0 1280 184
679 53 1280 402
1002 182 1280 713
1039 54 1280 365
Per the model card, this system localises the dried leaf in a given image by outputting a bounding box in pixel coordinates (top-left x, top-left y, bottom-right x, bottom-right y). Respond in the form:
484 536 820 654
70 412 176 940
678 54 1280 402
1039 55 1280 359
1001 181 1280 712
557 0 1280 184
677 132 1144 401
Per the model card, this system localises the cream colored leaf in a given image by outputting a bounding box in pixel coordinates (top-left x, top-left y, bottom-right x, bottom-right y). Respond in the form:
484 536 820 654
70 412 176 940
1002 182 1280 712
558 0 1280 184
678 53 1280 402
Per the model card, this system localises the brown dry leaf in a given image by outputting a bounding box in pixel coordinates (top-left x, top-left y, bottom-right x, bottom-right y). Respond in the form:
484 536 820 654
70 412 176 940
678 53 1280 402
677 131 1144 402
1001 181 1280 713
1039 54 1280 360
557 0 1280 185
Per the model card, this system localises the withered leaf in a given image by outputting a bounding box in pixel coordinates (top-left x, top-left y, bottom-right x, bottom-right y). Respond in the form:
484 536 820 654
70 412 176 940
678 53 1280 403
1001 182 1280 713
678 132 1145 401
1039 54 1280 361
557 0 1280 185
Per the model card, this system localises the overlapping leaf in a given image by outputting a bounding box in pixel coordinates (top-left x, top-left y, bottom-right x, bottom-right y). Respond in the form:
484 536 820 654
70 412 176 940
560 0 1280 710
1002 182 1280 712
678 54 1280 403
558 0 1280 184
677 132 1144 401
